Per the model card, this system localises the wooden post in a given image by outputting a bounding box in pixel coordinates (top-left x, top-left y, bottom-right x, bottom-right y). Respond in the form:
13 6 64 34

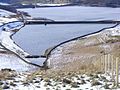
115 57 119 87
103 55 105 73
107 54 110 73
105 55 107 75
103 55 106 73
100 56 102 72
111 55 114 81
101 56 104 73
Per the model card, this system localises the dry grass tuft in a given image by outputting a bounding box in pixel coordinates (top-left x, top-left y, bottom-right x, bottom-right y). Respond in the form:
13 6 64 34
0 69 16 80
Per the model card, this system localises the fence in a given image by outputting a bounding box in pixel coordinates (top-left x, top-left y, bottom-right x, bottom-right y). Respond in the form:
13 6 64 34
92 53 120 88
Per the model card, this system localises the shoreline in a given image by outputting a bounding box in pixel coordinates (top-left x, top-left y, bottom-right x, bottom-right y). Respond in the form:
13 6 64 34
0 23 120 90
45 23 118 58
10 4 120 9
0 7 120 89
41 23 120 78
1 4 120 10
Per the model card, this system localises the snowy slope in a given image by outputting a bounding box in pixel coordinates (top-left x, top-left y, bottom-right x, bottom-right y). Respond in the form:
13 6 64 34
46 24 120 69
0 9 36 71
0 9 16 17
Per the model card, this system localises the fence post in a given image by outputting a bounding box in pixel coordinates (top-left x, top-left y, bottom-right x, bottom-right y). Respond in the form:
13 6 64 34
111 55 114 80
108 54 110 73
100 56 103 72
115 57 119 87
103 55 105 73
105 55 107 75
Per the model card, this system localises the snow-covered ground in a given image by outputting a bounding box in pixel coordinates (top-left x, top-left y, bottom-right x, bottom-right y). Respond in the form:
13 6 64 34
0 10 18 26
0 2 10 5
0 54 31 71
0 7 120 90
0 9 46 71
0 17 17 25
36 3 71 6
0 9 15 17
0 72 120 90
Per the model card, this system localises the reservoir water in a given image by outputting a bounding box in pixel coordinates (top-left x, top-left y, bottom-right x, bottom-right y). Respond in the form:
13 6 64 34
14 6 120 55
0 6 120 71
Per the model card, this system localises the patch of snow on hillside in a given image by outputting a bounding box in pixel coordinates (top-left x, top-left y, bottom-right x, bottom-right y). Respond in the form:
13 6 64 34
103 24 120 37
0 9 15 17
0 17 18 25
0 54 31 71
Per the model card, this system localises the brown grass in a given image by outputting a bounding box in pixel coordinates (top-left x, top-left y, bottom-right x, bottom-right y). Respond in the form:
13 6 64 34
28 34 120 79
0 69 16 80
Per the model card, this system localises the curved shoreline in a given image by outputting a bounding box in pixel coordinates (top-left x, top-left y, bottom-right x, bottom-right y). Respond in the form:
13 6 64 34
45 23 119 59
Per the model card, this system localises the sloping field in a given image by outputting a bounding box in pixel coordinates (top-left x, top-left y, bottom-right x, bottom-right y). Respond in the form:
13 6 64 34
39 25 120 78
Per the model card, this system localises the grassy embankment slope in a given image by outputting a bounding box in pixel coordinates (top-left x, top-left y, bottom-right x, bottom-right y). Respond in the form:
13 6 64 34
33 25 120 78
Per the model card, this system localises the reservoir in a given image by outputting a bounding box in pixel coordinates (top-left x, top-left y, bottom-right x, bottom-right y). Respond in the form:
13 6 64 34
14 6 120 55
0 6 120 71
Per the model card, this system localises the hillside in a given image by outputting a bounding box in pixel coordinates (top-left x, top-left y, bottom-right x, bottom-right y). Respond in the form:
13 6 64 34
0 0 120 7
0 18 119 89
42 24 120 74
0 8 120 89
